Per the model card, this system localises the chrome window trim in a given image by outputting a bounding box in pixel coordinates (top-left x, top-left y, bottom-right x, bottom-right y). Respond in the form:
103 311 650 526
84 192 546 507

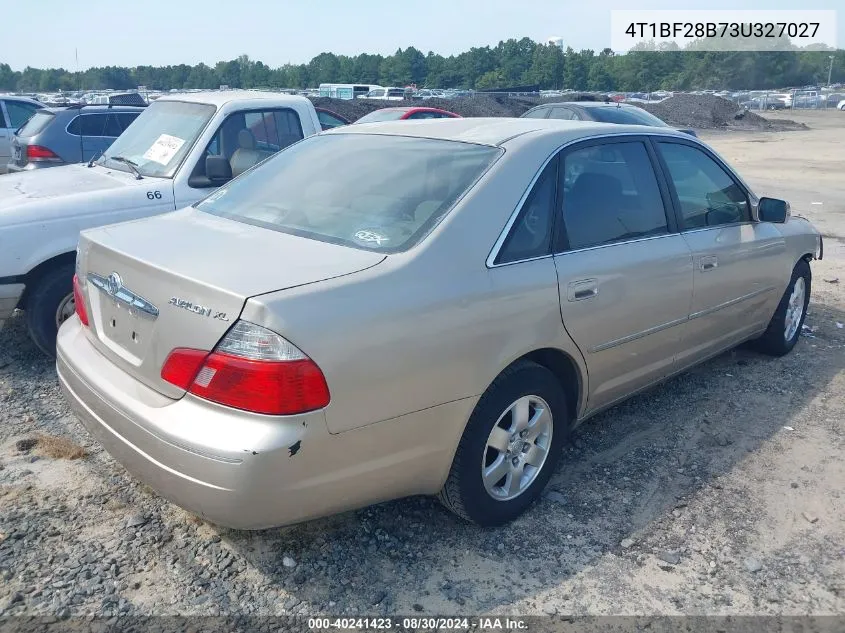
487 131 700 268
679 221 754 236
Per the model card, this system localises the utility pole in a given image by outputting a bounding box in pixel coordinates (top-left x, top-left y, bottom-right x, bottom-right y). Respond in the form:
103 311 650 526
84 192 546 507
828 55 835 88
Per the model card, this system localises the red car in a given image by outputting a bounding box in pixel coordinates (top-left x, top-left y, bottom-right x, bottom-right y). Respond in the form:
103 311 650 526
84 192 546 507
355 107 461 123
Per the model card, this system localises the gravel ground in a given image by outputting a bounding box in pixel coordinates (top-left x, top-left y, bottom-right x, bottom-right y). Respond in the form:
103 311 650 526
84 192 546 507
1 114 844 619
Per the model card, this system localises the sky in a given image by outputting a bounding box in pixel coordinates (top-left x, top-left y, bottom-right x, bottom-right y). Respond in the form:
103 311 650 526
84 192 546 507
5 0 843 71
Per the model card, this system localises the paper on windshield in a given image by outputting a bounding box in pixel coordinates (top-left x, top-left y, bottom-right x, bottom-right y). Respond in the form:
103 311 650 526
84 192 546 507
142 134 186 165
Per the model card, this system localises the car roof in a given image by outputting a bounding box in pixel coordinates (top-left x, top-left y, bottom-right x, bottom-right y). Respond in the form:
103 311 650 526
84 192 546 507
324 117 688 146
534 101 639 109
2 95 43 106
156 90 311 108
372 107 453 113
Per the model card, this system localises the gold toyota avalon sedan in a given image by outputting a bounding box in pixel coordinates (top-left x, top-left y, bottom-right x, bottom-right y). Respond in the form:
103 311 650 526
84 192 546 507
57 118 823 529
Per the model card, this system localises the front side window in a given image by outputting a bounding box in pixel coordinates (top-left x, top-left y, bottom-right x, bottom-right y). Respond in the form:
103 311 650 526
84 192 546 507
99 100 216 178
560 141 668 250
197 134 502 253
317 110 347 130
495 159 557 264
657 142 750 229
407 111 444 119
199 108 303 179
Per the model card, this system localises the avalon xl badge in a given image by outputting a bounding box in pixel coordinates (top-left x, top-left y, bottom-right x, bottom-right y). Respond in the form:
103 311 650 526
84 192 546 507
87 272 159 318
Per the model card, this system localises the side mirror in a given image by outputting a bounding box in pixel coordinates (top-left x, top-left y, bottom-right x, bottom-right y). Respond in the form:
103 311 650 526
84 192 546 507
206 155 232 183
758 197 790 223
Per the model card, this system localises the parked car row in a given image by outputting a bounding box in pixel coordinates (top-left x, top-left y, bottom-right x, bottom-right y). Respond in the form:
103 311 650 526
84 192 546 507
0 90 823 532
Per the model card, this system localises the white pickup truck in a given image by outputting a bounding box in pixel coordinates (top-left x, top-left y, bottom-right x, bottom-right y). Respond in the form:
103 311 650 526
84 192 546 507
0 91 323 355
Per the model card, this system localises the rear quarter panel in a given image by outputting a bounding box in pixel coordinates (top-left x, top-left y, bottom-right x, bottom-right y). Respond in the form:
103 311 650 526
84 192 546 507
240 136 588 434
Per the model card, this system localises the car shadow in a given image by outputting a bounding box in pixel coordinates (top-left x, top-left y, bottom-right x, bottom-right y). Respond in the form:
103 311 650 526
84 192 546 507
212 299 845 614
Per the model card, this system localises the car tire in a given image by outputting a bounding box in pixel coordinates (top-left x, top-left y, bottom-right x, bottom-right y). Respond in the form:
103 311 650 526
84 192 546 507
25 264 75 358
752 259 811 357
438 360 568 526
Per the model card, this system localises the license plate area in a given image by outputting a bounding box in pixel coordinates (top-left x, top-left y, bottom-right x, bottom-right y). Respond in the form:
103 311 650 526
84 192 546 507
13 147 22 161
94 295 156 363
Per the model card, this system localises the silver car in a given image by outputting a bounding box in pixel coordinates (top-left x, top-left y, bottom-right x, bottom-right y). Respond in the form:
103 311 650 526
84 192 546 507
57 119 823 529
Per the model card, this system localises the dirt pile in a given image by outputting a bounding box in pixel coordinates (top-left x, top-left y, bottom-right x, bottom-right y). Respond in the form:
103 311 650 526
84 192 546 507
310 93 807 132
309 94 566 121
639 94 806 131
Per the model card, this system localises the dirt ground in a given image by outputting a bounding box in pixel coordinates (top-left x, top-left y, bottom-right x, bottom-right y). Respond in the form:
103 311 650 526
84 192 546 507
0 111 843 618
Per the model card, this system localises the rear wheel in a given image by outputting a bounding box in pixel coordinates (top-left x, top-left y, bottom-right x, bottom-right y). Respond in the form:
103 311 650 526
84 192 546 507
752 260 811 357
25 264 75 357
439 360 568 526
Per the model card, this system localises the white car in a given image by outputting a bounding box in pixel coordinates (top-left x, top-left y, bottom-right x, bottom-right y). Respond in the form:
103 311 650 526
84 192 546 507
838 99 845 111
0 91 322 354
360 87 407 101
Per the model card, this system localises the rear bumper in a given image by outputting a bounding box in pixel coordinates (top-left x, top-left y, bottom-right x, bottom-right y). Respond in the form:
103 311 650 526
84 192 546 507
6 162 55 172
0 283 25 332
56 317 472 529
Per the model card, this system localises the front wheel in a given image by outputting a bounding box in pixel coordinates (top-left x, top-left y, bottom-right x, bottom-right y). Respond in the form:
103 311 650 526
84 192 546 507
752 259 811 357
25 264 75 357
439 360 569 526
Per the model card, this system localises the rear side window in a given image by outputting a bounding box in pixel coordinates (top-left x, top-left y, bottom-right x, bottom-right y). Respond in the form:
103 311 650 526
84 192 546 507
16 110 55 137
548 107 578 120
69 114 110 136
495 159 557 264
521 108 548 119
4 101 40 128
103 114 123 137
197 134 502 253
560 141 668 250
587 107 669 127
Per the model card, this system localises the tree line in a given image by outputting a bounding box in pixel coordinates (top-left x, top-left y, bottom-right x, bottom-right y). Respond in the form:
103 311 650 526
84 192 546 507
2 38 843 93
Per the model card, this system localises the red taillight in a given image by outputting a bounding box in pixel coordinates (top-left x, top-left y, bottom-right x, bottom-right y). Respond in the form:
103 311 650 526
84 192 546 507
72 274 89 327
160 322 330 416
26 145 61 161
160 348 208 390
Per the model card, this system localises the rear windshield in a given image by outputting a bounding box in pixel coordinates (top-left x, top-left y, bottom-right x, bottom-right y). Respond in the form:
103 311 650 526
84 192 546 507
197 134 502 253
588 106 669 127
16 111 55 137
356 110 405 123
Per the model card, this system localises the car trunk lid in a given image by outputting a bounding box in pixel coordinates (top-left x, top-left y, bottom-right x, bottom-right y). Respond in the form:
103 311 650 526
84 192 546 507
77 207 385 398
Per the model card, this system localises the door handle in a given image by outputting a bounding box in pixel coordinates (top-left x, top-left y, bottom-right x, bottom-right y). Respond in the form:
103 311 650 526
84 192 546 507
699 256 718 272
567 279 599 301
